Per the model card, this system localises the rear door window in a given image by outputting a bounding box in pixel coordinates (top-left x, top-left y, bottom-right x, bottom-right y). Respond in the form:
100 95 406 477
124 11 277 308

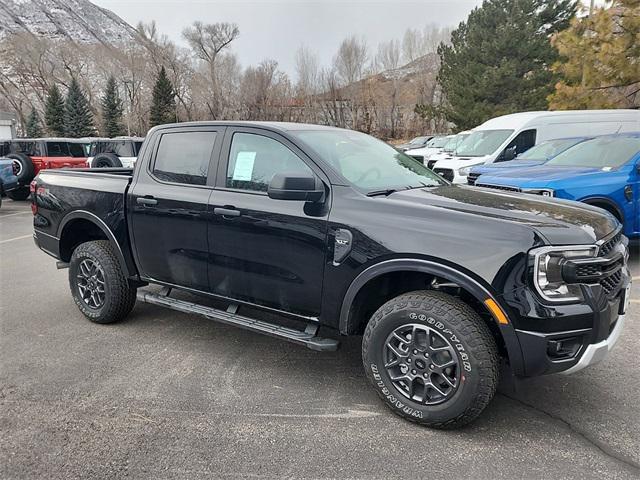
12 141 41 156
153 131 217 185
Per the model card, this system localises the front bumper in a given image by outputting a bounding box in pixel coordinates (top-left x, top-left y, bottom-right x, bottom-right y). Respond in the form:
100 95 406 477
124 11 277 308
560 313 625 375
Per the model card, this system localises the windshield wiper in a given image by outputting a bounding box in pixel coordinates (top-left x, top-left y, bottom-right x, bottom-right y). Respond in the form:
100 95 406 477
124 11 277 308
366 188 399 197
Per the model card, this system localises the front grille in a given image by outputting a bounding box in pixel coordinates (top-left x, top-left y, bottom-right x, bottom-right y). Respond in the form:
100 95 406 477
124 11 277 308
467 172 480 186
427 160 437 170
601 269 622 296
576 264 600 277
433 168 454 182
410 155 424 164
599 232 622 256
476 183 521 193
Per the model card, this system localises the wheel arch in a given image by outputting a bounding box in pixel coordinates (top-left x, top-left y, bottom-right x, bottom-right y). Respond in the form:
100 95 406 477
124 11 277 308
339 258 524 373
581 196 623 222
58 211 131 276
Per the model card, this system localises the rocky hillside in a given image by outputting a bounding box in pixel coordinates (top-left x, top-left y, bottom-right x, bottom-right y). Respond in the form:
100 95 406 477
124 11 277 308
0 0 138 45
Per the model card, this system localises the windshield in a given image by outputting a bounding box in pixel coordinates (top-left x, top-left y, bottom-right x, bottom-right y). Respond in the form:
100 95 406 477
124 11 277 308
517 138 587 161
442 133 468 153
455 129 513 157
427 136 449 148
545 136 640 169
409 136 428 145
293 129 447 192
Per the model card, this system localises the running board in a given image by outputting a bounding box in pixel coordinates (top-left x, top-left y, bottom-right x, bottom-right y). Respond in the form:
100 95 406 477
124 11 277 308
136 289 339 352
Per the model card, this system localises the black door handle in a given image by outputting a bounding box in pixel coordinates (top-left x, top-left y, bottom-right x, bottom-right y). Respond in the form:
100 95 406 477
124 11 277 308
137 196 157 206
214 207 241 217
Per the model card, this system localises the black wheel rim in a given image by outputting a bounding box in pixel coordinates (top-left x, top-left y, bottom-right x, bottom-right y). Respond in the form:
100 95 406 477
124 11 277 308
76 259 106 309
384 323 460 405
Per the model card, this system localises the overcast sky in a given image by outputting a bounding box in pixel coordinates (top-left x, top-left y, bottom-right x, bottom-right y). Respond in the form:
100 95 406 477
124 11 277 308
92 0 600 76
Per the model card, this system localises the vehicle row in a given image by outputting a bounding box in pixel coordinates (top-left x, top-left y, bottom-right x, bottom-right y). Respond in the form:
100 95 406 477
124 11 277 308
0 136 144 202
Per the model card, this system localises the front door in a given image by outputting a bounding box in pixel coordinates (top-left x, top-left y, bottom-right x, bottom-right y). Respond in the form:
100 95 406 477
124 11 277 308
207 128 329 318
128 127 222 291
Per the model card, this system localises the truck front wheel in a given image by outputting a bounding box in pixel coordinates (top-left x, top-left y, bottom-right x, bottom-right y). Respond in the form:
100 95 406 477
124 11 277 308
362 290 499 429
69 240 136 324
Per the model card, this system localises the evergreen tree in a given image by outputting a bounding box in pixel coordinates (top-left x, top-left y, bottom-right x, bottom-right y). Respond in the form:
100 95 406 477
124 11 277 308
101 75 126 137
44 84 65 136
25 108 43 137
64 77 96 137
149 66 177 127
438 0 578 130
549 0 640 109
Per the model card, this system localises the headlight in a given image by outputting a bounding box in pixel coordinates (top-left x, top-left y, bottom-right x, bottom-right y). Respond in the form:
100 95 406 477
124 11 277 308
522 188 554 197
530 246 597 302
459 166 474 176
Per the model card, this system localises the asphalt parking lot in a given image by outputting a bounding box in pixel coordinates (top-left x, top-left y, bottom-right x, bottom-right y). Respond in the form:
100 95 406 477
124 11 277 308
1 199 639 479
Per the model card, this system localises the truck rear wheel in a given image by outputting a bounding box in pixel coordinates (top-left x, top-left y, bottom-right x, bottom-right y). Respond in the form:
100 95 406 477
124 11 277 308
69 240 136 324
362 290 499 429
7 187 31 201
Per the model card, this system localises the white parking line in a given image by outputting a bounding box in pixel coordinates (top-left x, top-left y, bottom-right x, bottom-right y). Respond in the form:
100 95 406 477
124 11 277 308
0 234 32 244
0 212 31 218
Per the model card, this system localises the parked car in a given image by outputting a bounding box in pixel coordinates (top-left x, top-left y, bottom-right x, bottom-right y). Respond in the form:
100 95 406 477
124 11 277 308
433 109 640 184
0 138 88 200
32 121 630 429
396 136 434 152
0 157 19 208
405 135 451 164
467 137 592 186
426 130 472 171
87 137 145 168
475 133 640 238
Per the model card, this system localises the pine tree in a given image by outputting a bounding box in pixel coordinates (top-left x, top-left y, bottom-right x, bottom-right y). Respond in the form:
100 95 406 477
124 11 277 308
25 108 43 137
149 66 177 127
64 77 96 138
44 84 65 136
101 75 126 137
549 0 640 109
437 0 578 130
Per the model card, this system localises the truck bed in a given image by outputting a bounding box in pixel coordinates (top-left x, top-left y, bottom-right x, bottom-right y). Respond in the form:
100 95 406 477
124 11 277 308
33 168 135 270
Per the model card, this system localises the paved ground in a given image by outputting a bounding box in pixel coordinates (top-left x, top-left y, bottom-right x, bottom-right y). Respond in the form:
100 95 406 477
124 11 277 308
1 199 639 479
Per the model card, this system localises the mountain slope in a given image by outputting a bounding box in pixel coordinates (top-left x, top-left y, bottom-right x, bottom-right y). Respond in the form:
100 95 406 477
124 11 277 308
0 0 138 45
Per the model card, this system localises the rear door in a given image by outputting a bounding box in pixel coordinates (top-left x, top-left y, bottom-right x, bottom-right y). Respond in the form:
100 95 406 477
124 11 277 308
128 126 223 291
207 127 329 317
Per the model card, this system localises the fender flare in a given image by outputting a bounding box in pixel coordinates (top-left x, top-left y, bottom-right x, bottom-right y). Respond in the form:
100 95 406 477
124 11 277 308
339 258 524 374
581 196 623 222
57 210 132 277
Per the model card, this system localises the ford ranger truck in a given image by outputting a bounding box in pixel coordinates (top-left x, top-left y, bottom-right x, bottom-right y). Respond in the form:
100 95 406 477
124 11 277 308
31 122 631 429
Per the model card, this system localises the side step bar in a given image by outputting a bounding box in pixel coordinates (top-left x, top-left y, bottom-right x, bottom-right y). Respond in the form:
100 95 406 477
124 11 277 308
136 289 340 352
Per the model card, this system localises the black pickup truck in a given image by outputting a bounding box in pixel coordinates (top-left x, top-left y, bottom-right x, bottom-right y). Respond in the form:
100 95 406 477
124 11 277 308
32 121 631 428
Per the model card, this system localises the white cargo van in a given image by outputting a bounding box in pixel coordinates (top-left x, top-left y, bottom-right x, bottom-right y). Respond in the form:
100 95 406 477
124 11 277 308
432 110 640 184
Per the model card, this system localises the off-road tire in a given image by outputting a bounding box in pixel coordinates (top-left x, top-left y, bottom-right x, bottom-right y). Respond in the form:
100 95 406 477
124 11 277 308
93 153 122 168
7 186 31 201
69 240 136 324
7 153 35 184
362 290 499 429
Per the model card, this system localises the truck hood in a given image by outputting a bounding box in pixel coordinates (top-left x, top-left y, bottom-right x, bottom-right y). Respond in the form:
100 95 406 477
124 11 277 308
472 159 547 173
434 156 489 169
477 165 607 186
385 185 617 245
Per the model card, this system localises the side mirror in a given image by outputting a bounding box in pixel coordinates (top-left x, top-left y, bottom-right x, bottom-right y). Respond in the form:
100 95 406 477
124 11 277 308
502 146 517 161
268 172 324 202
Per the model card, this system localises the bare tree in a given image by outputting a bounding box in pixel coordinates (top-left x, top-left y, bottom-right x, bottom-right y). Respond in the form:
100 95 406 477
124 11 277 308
375 39 401 72
182 21 239 118
333 36 369 86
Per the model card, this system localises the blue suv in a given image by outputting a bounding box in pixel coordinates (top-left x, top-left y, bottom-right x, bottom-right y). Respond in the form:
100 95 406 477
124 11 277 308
467 137 592 186
474 133 640 238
